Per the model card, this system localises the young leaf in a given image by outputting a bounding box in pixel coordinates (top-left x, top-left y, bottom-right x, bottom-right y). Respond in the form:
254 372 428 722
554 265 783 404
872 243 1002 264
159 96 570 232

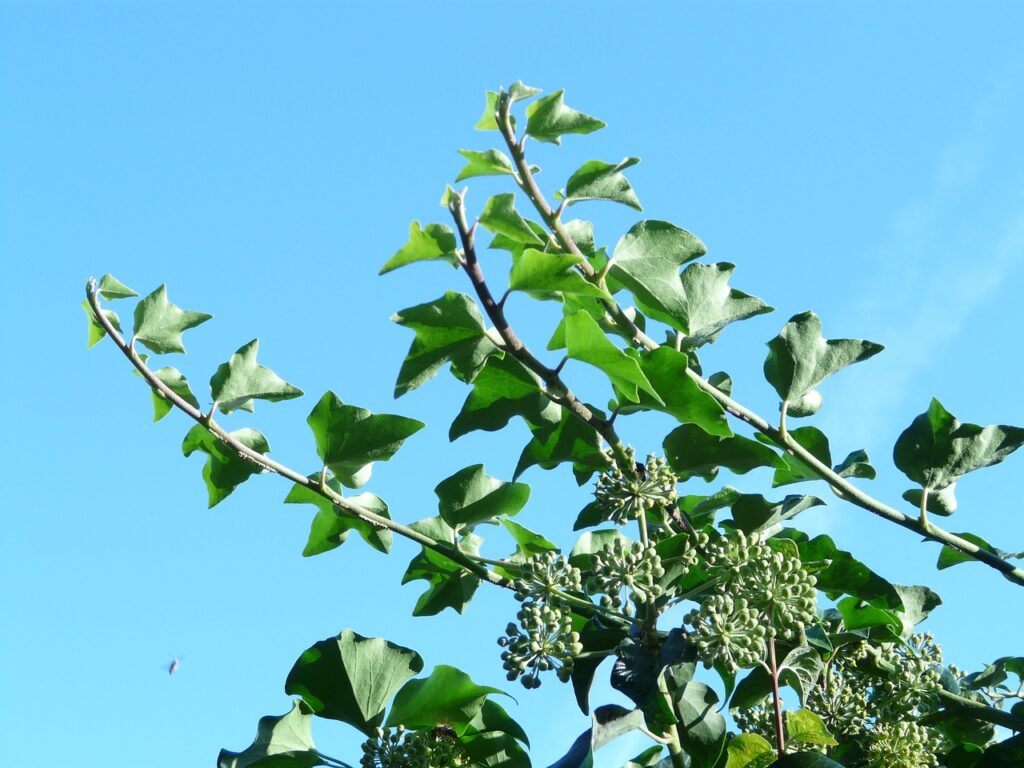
508 80 541 103
833 449 876 480
181 425 269 507
435 464 530 530
664 424 785 482
393 291 497 397
525 90 605 144
455 148 515 181
133 285 212 354
678 262 772 347
150 367 201 422
724 733 775 768
609 220 707 331
564 157 642 211
385 665 504 735
284 477 392 556
476 90 502 131
82 299 121 348
284 629 423 736
97 273 137 300
210 339 303 414
893 397 1024 494
564 309 660 403
509 250 611 300
763 311 883 405
786 709 837 747
379 221 459 274
306 391 424 488
217 701 323 768
479 193 544 245
503 518 559 558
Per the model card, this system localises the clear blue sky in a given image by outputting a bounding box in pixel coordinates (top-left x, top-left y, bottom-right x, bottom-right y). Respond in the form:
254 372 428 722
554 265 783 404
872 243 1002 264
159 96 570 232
2 2 1024 766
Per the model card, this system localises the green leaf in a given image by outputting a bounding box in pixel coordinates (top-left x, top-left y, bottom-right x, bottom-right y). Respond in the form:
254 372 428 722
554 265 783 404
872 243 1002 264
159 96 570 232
791 532 901 608
564 157 642 210
893 397 1024 494
284 629 423 736
386 665 503 735
729 494 825 535
902 484 958 516
569 529 630 570
833 449 876 480
730 667 772 710
514 403 609 480
725 734 776 768
306 391 424 488
150 367 201 421
892 584 942 638
509 249 611 300
664 424 785 482
624 745 666 768
508 80 541 103
456 149 515 182
678 263 772 347
379 220 459 274
132 284 212 354
502 518 558 557
571 619 628 715
393 291 497 397
778 646 824 706
615 347 731 436
284 477 392 556
767 753 845 767
82 299 121 348
97 273 137 299
435 464 530 530
754 427 830 487
937 531 1023 570
209 339 303 414
403 517 483 616
525 90 605 144
836 596 902 633
182 425 269 507
479 193 545 245
450 354 560 440
564 309 659 404
674 681 727 768
217 701 323 768
763 311 883 404
608 220 706 331
475 91 501 131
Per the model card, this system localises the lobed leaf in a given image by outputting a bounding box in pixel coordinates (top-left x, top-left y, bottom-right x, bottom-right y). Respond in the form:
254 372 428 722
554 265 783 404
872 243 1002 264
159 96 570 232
82 299 121 348
724 733 775 768
449 354 560 440
385 665 504 735
284 477 392 556
479 193 545 245
564 157 642 211
509 249 611 301
514 403 609 480
525 90 605 144
133 284 212 354
210 339 303 414
678 263 772 347
455 148 515 181
380 220 459 274
664 424 785 482
435 464 530 530
97 273 137 300
564 309 660 404
150 366 201 421
217 701 323 768
181 425 269 507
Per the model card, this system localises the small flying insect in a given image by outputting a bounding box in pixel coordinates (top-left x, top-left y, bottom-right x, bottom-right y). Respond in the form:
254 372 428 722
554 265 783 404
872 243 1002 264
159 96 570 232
168 657 181 676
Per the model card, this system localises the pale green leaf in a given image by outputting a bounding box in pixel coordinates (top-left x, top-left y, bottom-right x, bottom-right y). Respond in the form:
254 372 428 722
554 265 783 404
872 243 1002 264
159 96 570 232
564 157 641 210
785 708 837 747
98 273 137 299
379 220 459 274
479 193 544 245
678 262 772 347
151 366 201 422
724 733 775 768
82 299 121 348
509 249 610 300
564 309 660 404
525 90 605 144
456 149 515 182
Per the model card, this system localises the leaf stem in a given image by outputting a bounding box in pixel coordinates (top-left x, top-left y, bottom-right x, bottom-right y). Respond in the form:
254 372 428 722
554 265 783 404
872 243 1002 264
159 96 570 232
768 636 786 757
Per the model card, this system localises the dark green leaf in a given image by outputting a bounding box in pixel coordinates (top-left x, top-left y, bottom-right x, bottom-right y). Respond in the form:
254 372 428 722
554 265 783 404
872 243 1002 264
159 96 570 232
979 733 1024 767
461 731 531 768
833 449 876 480
480 193 545 245
763 311 883 404
674 681 727 768
450 354 560 441
724 733 775 768
564 157 642 210
435 464 530 530
380 221 459 274
386 665 503 735
525 90 605 144
150 367 201 422
678 263 772 347
285 629 423 736
792 533 901 608
937 531 1023 571
564 309 659 403
755 427 830 487
307 391 424 488
210 339 303 414
217 701 323 768
133 284 212 354
680 487 743 528
510 249 611 300
393 291 498 397
547 730 593 768
729 494 825 535
97 273 137 299
181 425 269 507
767 753 845 767
892 584 942 638
82 299 121 348
778 646 824 706
456 149 515 181
664 424 785 482
514 404 609 480
730 666 772 710
403 518 483 616
284 477 392 556
571 619 627 714
624 745 666 768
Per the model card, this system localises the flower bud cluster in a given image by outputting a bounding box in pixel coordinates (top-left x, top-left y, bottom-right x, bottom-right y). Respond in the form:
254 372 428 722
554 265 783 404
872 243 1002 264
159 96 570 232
684 594 767 671
590 538 665 615
807 649 873 738
865 721 941 768
512 551 583 605
873 639 942 718
593 450 677 525
498 601 582 689
360 725 466 768
739 548 817 641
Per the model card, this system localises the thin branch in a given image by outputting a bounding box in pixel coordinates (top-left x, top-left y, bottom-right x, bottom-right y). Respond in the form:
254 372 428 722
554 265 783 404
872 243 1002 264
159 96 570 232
768 637 786 757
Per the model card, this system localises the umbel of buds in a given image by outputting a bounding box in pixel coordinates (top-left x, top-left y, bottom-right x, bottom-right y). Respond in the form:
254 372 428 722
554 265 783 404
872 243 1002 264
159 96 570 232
593 450 678 525
360 725 467 768
866 721 942 768
684 594 767 671
590 538 665 616
513 551 583 604
498 601 582 689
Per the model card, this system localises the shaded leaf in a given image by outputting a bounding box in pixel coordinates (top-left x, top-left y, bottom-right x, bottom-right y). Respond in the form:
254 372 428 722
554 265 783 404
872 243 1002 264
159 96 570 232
151 366 201 422
564 157 642 211
217 701 323 768
182 425 269 507
564 309 659 403
790 532 902 609
755 427 830 487
450 354 560 441
525 90 605 144
937 531 1023 571
133 284 212 354
386 665 503 735
892 584 942 638
833 449 876 480
674 681 727 768
778 646 824 706
502 518 559 557
284 477 392 556
509 249 610 300
664 424 784 482
403 517 483 616
436 464 530 530
514 404 609 480
571 619 627 714
456 149 515 181
210 339 303 414
82 299 120 348
380 220 458 274
729 494 825 535
768 752 845 767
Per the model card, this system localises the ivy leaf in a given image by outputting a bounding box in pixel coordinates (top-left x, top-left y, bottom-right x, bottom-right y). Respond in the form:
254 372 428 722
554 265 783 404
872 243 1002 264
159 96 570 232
564 309 660 404
678 263 773 347
132 284 212 354
509 249 610 300
764 311 883 405
785 709 837 748
674 680 727 768
623 745 665 768
182 425 269 507
435 464 530 530
502 519 558 558
461 700 531 768
403 517 483 616
609 220 706 331
837 596 902 634
306 391 424 488
379 221 459 274
514 403 609 480
508 80 542 103
97 273 137 300
525 90 605 144
778 646 824 706
569 529 630 570
393 291 497 397
479 193 545 245
82 299 121 348
893 398 1024 495
833 449 876 480
768 752 846 767
564 157 642 211
150 367 201 422
455 149 515 181
284 629 423 736
475 91 502 131
210 339 303 414
571 619 629 715
724 733 775 768
892 584 942 638
729 494 825 535
937 532 1024 571
754 427 831 487
386 665 504 735
664 424 785 482
449 354 561 441
789 531 902 609
217 701 323 768
284 477 392 556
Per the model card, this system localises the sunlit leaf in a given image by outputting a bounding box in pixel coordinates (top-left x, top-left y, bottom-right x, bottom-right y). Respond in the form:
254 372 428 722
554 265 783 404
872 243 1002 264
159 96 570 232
937 532 1023 571
564 157 642 210
724 733 775 768
284 476 392 556
82 299 120 348
678 262 772 347
664 424 784 482
479 193 545 245
456 149 515 181
217 701 323 768
564 309 660 404
449 354 560 441
210 339 303 414
380 220 459 274
435 464 530 530
133 284 212 354
386 665 503 735
97 273 137 300
150 366 201 421
525 90 605 144
509 249 610 300
514 404 609 480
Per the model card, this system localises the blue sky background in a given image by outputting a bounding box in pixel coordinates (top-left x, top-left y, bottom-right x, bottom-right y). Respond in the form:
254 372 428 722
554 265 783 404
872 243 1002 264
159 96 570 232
2 2 1024 766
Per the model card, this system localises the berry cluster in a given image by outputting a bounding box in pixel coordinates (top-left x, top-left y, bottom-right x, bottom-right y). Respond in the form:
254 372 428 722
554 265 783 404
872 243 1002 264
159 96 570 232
590 538 665 615
865 721 941 768
685 594 767 671
359 725 466 768
513 551 583 604
593 450 678 525
498 602 582 689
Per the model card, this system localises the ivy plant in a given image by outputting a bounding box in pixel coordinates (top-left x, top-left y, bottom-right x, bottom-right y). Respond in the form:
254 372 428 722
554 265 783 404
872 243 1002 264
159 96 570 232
86 82 1024 768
